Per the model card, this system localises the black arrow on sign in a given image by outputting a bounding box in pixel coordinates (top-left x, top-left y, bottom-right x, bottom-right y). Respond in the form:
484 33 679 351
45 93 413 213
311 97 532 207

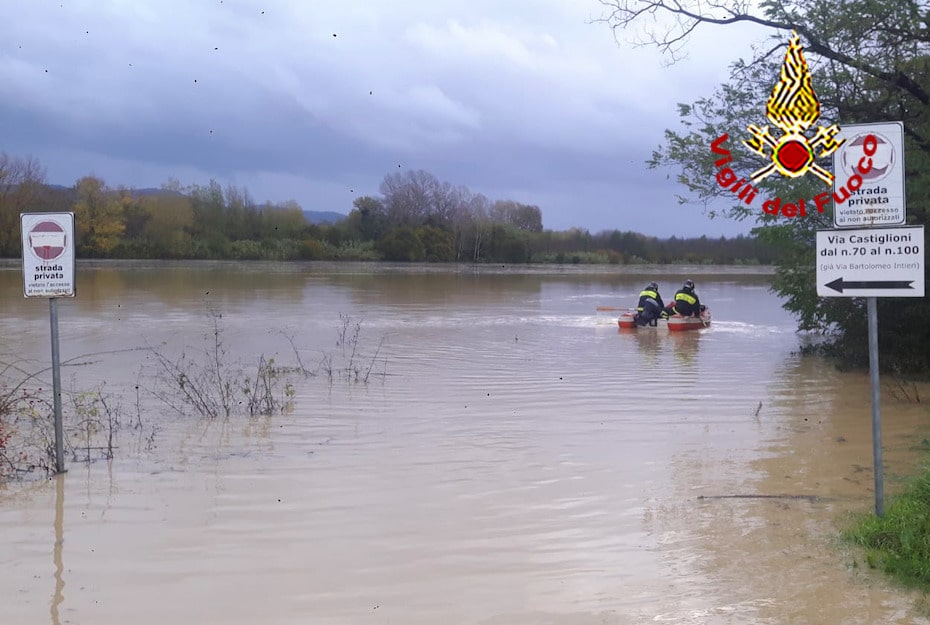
825 277 914 293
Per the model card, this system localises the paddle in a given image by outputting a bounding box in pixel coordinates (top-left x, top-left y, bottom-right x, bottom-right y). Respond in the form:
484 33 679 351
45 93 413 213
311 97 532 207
596 305 628 326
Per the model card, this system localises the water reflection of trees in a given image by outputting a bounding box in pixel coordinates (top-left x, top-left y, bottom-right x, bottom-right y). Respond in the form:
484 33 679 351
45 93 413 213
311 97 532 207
2 262 318 317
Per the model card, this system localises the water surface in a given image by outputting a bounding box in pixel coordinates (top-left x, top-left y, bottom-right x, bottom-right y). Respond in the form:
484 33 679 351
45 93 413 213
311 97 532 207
1 261 929 625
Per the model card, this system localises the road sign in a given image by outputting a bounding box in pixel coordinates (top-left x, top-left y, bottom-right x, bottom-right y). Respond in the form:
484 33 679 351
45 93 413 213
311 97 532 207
817 226 924 297
832 121 905 228
21 212 76 298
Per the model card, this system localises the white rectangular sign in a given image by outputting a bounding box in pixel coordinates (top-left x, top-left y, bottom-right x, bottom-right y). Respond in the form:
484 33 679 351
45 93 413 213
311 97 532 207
832 121 905 228
21 212 76 298
817 226 924 297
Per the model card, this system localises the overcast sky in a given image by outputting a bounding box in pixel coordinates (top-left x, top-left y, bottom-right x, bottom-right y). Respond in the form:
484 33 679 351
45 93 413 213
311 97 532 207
2 0 766 237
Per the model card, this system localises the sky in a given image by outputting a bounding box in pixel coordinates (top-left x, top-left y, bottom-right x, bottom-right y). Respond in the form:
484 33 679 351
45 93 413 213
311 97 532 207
2 0 767 238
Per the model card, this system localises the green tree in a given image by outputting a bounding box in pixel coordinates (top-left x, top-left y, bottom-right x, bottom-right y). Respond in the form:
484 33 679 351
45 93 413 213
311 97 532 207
484 224 530 263
379 227 425 261
415 225 455 261
189 180 227 240
260 200 307 240
225 184 261 241
598 0 930 371
345 196 388 241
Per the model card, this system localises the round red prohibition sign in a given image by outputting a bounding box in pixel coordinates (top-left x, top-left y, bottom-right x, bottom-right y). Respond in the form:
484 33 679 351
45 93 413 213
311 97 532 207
28 220 68 261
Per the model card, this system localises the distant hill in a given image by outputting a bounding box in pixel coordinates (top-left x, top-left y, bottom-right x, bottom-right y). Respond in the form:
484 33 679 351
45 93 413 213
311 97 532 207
303 210 346 225
130 187 187 198
45 184 185 199
43 183 347 225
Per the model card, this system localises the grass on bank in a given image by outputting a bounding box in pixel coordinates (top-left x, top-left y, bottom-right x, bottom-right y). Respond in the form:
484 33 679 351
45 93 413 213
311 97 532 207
844 455 930 589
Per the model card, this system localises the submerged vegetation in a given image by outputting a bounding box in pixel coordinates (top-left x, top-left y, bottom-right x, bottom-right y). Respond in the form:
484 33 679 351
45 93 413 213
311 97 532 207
147 307 299 420
0 310 387 481
0 356 143 478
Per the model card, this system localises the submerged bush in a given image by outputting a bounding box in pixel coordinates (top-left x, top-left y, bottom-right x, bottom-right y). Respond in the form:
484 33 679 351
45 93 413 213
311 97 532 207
0 375 128 480
148 307 297 419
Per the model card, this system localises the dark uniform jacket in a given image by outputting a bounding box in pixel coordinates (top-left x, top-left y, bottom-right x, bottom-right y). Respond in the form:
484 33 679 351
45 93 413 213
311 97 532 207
637 288 664 314
672 287 700 317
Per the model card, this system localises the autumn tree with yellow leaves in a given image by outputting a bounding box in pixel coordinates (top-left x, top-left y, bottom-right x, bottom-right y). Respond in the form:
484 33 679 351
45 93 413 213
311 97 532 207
72 176 127 257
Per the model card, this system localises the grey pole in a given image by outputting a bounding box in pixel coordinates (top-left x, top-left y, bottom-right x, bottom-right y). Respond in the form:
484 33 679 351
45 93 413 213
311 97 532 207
51 473 65 625
50 297 65 474
867 297 883 517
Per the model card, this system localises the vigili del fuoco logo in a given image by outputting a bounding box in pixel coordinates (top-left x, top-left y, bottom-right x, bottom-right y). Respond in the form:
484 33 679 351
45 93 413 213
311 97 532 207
707 31 883 219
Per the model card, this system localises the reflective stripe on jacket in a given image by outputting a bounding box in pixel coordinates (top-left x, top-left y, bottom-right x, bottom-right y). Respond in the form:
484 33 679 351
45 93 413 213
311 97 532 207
637 289 661 311
672 288 699 316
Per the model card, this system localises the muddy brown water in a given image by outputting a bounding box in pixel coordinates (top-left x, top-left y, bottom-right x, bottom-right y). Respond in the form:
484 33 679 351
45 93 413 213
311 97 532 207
2 261 930 625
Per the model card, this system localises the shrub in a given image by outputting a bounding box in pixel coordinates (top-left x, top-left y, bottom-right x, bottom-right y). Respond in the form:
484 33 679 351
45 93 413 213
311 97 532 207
378 227 425 261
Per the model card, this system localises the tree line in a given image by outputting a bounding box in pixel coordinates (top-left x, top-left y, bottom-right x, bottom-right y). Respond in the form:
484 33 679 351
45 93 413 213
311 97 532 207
0 154 776 265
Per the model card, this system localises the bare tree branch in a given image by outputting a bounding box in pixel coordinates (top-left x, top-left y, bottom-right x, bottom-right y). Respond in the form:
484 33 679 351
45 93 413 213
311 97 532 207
595 0 930 104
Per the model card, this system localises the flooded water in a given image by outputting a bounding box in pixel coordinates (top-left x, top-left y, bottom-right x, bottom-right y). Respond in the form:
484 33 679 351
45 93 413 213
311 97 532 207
2 261 930 625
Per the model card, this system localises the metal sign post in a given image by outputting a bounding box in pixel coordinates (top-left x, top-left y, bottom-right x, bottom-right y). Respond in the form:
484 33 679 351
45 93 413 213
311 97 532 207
867 297 884 516
827 116 910 517
49 299 65 474
20 212 77 475
816 171 926 517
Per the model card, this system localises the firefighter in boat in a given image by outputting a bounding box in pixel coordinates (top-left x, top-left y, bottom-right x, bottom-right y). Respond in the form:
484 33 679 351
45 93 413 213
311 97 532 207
663 279 703 318
634 282 664 326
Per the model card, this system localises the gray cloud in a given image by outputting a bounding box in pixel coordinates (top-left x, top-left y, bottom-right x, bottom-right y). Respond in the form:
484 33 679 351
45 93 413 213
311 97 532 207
1 0 764 237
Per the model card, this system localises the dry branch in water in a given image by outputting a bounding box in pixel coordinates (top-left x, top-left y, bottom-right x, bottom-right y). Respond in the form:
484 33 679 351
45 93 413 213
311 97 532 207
144 308 387 421
146 307 295 419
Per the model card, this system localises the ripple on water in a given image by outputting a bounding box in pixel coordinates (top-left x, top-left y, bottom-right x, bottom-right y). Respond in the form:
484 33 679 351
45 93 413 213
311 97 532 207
2 267 928 625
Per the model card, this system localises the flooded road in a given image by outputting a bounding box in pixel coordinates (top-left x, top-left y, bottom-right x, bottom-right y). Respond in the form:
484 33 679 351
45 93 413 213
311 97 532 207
1 261 929 624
